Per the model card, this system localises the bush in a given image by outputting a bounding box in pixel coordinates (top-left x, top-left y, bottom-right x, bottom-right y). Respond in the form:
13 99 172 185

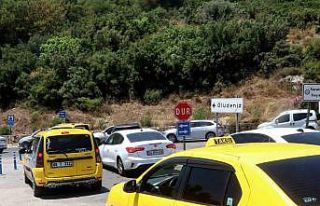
0 126 11 135
76 98 103 112
193 107 206 120
48 117 64 127
31 111 41 124
143 89 162 105
141 112 153 127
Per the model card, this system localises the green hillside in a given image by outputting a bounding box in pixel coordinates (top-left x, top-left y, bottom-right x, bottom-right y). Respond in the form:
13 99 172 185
0 0 320 110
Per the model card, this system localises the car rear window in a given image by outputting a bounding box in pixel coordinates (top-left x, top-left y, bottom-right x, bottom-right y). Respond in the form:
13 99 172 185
46 134 92 154
258 155 320 205
282 132 320 145
127 132 167 142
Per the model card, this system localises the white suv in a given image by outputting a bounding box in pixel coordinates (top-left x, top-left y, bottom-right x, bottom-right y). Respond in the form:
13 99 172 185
164 120 224 143
258 109 319 130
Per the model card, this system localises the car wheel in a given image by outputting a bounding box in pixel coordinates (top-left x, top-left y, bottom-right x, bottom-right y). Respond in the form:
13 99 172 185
92 180 102 191
306 126 315 130
167 134 177 143
117 158 126 176
0 149 3 154
33 180 44 197
206 132 216 140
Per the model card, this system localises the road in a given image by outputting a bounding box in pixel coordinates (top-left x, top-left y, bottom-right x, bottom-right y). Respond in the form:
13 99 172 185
0 141 204 206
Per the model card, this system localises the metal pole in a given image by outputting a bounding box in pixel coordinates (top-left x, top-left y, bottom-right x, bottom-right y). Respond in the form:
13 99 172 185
306 102 311 127
183 136 186 151
13 152 17 170
236 113 239 133
0 155 2 175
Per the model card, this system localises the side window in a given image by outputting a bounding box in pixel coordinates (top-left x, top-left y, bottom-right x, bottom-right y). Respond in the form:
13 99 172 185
277 114 290 123
113 134 124 145
140 163 185 198
232 133 274 144
190 122 196 128
105 135 114 145
293 113 308 121
182 167 230 205
224 173 242 206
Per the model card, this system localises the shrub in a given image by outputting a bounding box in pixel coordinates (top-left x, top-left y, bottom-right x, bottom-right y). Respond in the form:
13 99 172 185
0 126 11 135
141 112 153 127
48 117 64 127
143 89 162 105
31 111 41 124
193 107 206 120
76 98 103 112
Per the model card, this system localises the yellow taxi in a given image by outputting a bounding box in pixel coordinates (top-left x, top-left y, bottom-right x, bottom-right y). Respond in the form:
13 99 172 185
107 137 320 206
21 128 102 197
50 123 91 130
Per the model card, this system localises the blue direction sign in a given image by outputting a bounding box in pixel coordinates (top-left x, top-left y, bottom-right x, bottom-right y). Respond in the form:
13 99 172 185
177 121 191 136
58 111 67 119
7 115 15 127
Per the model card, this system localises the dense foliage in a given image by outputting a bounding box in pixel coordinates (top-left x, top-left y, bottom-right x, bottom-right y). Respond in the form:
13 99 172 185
0 0 319 109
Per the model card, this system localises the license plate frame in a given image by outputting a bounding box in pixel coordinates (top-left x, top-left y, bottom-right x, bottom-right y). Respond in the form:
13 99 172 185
147 149 164 156
51 161 73 168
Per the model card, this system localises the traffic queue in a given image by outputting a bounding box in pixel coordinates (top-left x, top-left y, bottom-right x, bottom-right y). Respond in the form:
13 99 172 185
15 108 320 206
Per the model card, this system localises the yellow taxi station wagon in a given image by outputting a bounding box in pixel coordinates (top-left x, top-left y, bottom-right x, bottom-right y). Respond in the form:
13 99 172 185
21 128 103 197
107 137 320 206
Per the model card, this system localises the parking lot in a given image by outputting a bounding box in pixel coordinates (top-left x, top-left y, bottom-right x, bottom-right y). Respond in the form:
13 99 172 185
0 142 204 206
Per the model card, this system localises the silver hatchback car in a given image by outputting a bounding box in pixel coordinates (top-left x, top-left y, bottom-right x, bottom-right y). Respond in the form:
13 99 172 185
164 120 224 142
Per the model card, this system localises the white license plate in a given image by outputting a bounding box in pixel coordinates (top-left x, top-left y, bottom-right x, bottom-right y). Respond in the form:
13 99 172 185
147 149 164 156
51 161 73 168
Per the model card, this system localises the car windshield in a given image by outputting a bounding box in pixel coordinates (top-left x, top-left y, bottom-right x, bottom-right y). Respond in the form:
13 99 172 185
127 132 167 142
46 134 92 154
282 132 320 145
258 155 320 205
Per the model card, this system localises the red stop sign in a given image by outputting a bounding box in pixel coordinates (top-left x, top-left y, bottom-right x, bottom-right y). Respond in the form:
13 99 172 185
175 101 192 121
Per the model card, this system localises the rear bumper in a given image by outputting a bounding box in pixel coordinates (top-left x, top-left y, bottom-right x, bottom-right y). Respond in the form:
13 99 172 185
33 163 103 187
45 177 98 188
123 157 162 170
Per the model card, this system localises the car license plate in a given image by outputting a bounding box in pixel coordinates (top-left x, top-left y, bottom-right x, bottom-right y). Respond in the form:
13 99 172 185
51 161 73 168
147 149 164 156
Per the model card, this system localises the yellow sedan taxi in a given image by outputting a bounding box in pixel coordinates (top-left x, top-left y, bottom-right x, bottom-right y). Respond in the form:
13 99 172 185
21 128 102 197
107 137 320 206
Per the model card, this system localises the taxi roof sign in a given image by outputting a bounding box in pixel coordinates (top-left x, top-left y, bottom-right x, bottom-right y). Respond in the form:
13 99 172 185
205 136 235 147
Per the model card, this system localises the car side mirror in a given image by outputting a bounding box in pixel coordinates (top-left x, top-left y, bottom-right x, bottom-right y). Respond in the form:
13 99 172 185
123 180 137 193
19 148 26 154
275 119 279 124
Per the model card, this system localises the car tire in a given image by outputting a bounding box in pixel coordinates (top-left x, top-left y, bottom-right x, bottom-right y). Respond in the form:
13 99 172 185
167 134 177 143
117 158 126 176
92 180 102 191
33 181 44 197
205 132 216 140
306 126 315 130
0 149 3 154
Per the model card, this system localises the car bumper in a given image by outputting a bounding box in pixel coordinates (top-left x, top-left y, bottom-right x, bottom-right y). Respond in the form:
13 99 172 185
33 163 103 187
123 156 163 170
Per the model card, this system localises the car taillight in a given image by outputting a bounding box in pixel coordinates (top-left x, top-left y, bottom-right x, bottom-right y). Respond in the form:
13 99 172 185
166 144 176 149
126 147 145 153
93 140 101 163
36 137 44 168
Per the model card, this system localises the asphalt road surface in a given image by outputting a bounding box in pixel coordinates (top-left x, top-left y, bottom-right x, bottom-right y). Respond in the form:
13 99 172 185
1 141 204 206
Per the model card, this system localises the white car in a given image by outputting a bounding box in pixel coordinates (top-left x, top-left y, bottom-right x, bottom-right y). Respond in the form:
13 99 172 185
258 109 319 130
0 136 7 153
230 128 320 145
99 128 176 176
164 120 224 143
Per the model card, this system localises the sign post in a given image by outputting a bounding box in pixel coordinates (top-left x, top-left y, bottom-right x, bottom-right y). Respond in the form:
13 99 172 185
211 98 243 133
58 110 67 121
302 83 320 127
7 115 15 134
175 101 192 150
